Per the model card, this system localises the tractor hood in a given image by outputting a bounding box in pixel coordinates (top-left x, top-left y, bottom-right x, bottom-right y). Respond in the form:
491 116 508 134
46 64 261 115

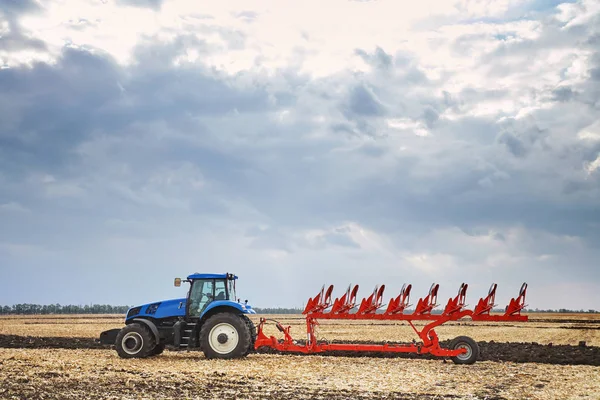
125 298 187 321
125 298 256 321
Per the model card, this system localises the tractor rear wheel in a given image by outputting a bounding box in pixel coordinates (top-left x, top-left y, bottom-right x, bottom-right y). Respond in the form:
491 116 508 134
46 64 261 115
450 335 479 365
241 315 257 356
115 323 156 358
200 313 251 359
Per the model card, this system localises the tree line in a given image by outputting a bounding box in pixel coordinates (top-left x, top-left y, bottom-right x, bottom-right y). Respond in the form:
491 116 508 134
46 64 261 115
252 307 303 314
0 304 132 315
0 304 305 315
524 308 598 313
0 304 596 315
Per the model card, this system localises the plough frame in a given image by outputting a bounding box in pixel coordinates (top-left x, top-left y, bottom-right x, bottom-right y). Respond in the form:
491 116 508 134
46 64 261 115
254 282 528 364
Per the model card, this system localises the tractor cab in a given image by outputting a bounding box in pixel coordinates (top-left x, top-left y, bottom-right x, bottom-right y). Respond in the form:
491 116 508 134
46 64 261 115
175 272 253 317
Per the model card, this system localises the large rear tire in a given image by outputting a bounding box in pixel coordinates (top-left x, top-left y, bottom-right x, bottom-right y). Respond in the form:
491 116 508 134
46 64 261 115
450 335 479 365
200 313 251 359
115 323 156 359
241 315 257 356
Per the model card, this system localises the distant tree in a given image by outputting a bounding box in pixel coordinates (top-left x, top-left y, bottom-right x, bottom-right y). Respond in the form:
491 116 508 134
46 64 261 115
252 307 304 314
0 304 597 315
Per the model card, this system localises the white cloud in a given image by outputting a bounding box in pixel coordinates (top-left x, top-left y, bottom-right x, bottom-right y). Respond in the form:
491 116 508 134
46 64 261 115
6 0 543 76
387 118 430 136
578 120 600 141
0 19 9 36
586 154 600 175
455 0 525 17
558 0 600 28
0 202 30 214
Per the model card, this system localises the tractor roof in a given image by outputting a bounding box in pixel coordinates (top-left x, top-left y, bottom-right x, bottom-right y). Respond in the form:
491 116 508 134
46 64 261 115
186 273 238 280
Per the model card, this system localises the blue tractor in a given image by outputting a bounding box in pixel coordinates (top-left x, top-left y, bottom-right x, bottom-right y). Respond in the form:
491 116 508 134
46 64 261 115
99 272 257 359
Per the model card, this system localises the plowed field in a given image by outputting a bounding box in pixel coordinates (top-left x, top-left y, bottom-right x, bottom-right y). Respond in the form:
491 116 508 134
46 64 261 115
1 313 599 399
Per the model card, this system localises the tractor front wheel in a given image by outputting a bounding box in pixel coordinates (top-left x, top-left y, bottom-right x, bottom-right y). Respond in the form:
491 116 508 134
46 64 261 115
200 313 251 359
150 342 165 356
450 335 479 365
115 323 156 359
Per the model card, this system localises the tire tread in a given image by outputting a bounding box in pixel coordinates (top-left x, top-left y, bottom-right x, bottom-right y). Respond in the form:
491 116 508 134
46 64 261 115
241 315 257 356
199 312 251 359
115 323 156 359
450 335 479 365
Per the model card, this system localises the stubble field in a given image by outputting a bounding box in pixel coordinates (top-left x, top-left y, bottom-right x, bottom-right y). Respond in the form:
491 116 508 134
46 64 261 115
1 313 599 399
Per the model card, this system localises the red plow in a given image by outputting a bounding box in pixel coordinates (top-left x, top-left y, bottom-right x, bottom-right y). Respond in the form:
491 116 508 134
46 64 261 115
255 282 528 364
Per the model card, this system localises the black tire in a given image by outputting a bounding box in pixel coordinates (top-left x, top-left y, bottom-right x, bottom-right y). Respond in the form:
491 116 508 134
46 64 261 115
199 313 251 359
241 315 257 356
450 336 479 365
150 342 165 356
115 323 156 359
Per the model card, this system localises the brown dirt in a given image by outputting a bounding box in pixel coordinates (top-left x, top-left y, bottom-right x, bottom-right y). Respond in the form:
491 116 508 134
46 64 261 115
3 348 598 400
0 375 467 400
1 333 598 366
2 314 599 399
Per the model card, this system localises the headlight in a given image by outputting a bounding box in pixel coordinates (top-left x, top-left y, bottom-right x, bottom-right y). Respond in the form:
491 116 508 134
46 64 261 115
145 302 161 315
126 306 142 319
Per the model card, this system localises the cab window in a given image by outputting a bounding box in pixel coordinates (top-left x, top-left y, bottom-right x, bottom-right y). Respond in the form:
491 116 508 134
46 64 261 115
228 279 236 302
188 279 214 317
215 280 227 301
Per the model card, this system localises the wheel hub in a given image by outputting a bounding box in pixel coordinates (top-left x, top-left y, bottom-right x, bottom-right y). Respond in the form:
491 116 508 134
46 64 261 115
217 333 228 344
121 332 143 355
208 322 239 354
456 343 472 360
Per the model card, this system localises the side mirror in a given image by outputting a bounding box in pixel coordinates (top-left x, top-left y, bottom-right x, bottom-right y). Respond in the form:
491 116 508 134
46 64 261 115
174 278 181 287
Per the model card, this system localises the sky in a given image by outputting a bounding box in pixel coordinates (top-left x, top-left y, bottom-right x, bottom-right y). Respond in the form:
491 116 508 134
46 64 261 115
0 0 599 311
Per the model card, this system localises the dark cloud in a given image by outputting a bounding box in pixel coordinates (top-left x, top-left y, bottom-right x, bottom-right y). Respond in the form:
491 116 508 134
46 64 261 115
0 0 41 15
233 11 258 23
355 46 392 70
0 0 46 52
0 32 274 180
115 0 164 11
422 106 440 128
345 84 386 117
319 229 360 249
497 131 529 157
0 49 122 176
551 86 575 101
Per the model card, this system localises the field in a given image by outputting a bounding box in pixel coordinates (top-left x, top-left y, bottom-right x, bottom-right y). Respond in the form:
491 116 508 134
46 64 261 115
1 313 599 399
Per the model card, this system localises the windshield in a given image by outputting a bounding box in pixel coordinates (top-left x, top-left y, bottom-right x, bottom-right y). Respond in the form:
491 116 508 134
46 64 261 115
228 279 237 302
188 279 214 317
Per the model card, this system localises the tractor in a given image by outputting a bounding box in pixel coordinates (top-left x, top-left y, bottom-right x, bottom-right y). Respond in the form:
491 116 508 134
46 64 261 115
99 272 257 359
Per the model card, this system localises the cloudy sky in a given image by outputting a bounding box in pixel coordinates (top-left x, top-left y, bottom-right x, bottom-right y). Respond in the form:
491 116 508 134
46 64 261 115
1 0 599 311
